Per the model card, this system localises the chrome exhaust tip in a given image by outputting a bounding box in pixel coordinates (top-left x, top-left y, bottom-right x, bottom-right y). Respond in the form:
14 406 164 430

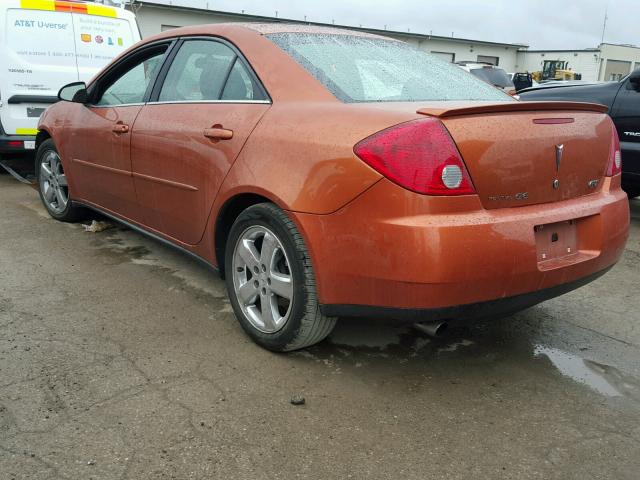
414 321 448 338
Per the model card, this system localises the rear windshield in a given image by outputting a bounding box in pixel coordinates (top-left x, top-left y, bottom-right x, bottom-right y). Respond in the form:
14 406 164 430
469 67 515 88
267 33 511 103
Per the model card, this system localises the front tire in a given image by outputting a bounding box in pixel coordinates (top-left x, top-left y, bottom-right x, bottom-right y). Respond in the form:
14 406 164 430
224 203 336 352
36 139 86 222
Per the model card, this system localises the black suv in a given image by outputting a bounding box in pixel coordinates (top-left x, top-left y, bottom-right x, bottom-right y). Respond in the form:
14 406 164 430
519 69 640 197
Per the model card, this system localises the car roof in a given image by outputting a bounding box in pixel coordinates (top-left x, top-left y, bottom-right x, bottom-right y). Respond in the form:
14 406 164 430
145 22 391 43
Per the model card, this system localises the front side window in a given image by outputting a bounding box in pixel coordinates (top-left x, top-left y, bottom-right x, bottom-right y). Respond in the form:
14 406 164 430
96 47 167 106
267 33 511 103
159 40 266 102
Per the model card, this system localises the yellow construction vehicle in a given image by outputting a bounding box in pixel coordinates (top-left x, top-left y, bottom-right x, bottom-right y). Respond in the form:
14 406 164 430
532 60 582 82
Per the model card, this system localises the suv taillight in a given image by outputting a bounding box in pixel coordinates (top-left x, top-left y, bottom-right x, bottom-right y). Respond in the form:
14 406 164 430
606 123 622 177
353 118 476 195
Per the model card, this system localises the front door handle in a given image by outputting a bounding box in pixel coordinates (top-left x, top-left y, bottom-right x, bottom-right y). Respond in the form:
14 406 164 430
203 126 233 141
112 123 129 134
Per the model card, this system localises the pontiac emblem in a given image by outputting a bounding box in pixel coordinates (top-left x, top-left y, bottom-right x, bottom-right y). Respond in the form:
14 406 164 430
553 144 563 189
555 144 564 172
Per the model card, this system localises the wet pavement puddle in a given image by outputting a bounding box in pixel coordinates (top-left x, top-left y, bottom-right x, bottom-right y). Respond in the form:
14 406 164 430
535 345 640 401
535 346 622 397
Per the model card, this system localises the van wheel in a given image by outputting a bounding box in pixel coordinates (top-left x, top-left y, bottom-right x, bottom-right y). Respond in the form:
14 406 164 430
36 139 86 222
224 203 337 352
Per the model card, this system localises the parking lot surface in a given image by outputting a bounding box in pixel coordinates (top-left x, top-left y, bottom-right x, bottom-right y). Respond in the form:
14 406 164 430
1 170 639 479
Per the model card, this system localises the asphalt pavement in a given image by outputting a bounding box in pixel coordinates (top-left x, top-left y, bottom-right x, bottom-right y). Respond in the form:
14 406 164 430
1 166 639 479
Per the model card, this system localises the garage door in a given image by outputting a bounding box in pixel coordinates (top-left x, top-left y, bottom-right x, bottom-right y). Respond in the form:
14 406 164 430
477 55 499 66
430 51 455 63
604 60 632 81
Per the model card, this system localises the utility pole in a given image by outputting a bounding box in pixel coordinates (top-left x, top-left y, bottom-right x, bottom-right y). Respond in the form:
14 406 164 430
600 2 609 45
597 1 609 81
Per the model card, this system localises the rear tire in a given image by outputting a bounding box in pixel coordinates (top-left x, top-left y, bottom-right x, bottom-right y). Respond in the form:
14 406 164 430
36 139 86 222
224 203 336 352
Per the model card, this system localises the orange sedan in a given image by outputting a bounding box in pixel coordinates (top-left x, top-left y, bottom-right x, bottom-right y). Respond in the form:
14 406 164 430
36 24 629 351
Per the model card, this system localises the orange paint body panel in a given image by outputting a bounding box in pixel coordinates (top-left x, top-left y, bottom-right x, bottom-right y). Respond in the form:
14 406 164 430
294 177 628 310
37 23 630 321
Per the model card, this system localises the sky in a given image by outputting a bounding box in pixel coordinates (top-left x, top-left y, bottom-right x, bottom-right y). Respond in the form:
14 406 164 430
141 0 637 50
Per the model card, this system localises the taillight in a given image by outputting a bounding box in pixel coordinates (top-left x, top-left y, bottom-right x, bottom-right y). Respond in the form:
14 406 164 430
353 118 476 195
606 124 622 177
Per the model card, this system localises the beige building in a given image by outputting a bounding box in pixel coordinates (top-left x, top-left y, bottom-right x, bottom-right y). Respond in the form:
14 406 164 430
127 1 639 82
128 1 527 73
516 43 640 82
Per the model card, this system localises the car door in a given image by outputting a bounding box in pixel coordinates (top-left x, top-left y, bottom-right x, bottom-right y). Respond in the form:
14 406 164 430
610 74 640 183
130 38 271 245
65 42 170 219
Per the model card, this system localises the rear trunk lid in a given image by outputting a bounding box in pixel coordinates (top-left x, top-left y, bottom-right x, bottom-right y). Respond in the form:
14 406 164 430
418 101 613 209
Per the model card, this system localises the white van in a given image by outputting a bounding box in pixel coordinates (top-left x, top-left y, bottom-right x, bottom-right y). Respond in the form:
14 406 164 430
0 0 140 154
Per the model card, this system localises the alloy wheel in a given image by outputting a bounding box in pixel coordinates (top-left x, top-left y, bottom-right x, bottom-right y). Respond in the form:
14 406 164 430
39 150 68 214
232 225 294 333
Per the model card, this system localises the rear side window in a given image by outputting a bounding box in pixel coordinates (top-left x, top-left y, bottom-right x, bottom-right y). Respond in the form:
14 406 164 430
159 40 267 102
267 33 510 103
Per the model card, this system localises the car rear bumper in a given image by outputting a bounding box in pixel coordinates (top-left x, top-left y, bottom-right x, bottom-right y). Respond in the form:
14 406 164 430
294 176 629 317
0 134 36 154
320 266 612 322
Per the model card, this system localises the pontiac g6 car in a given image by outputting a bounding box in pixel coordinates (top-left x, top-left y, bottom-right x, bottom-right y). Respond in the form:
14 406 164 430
35 24 629 351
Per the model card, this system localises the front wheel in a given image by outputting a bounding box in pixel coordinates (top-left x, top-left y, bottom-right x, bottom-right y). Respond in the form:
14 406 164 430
36 139 86 222
224 203 336 351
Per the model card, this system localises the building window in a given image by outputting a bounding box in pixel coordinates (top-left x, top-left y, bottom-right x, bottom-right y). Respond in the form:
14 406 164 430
477 55 499 66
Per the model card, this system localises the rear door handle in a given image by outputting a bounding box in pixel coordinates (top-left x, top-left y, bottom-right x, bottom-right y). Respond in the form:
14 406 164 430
203 126 233 141
112 123 129 134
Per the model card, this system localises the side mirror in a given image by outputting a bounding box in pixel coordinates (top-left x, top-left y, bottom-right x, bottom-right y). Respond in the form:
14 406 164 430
629 71 640 91
58 82 88 103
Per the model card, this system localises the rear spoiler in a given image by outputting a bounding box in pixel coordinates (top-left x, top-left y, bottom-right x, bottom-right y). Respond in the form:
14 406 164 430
417 101 609 118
